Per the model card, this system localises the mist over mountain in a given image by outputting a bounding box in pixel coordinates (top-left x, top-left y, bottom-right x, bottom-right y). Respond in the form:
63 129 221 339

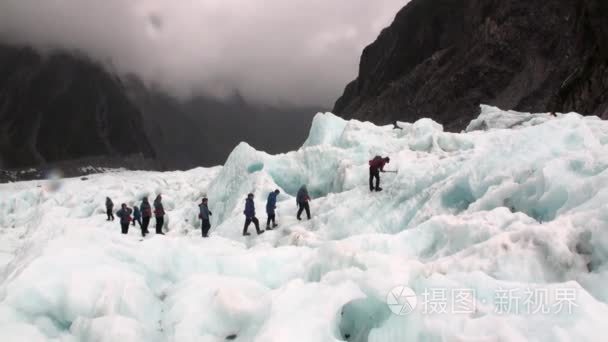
0 44 319 171
127 79 320 169
0 0 405 107
0 0 405 173
3 0 608 175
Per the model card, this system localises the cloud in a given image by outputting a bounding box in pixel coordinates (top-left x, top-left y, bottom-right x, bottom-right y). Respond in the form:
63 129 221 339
0 0 408 107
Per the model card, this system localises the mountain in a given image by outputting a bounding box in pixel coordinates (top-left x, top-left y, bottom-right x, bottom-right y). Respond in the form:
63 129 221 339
0 44 319 173
127 81 319 170
333 0 608 131
0 45 156 170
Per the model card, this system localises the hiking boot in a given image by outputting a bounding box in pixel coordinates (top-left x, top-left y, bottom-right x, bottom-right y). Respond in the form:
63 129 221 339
257 230 265 235
272 223 278 228
375 187 383 192
243 232 251 236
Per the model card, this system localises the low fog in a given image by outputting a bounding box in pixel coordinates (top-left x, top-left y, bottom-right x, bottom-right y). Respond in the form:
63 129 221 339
0 0 407 107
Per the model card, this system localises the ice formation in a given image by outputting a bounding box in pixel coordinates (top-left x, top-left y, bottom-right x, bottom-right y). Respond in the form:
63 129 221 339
1 105 608 341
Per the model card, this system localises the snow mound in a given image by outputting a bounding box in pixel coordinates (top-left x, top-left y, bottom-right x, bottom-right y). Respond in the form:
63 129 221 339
466 105 554 132
1 107 608 341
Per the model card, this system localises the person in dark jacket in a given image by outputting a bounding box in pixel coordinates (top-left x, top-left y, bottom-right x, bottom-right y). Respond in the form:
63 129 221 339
132 206 142 226
243 193 264 236
140 197 152 236
198 197 213 238
266 189 280 229
116 203 133 235
105 197 114 221
369 156 390 192
296 185 311 220
154 195 165 235
132 205 144 237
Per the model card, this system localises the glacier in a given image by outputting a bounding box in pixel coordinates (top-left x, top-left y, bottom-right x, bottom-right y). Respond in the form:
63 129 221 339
1 105 608 341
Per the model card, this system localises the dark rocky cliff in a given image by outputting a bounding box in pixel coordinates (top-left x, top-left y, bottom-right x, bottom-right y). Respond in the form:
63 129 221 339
0 44 318 173
0 45 155 169
333 0 608 131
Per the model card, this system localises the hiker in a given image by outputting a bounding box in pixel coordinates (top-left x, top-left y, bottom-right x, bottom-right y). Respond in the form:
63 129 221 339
266 189 280 230
199 197 213 238
243 193 264 236
132 205 142 227
105 197 114 221
369 156 390 192
154 195 165 235
132 205 144 237
296 185 311 220
116 203 133 235
140 197 152 236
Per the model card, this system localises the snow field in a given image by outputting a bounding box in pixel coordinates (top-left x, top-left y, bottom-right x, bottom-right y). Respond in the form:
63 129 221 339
1 106 608 341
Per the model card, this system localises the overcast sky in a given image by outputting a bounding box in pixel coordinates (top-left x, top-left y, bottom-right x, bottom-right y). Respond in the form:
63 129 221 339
0 0 407 107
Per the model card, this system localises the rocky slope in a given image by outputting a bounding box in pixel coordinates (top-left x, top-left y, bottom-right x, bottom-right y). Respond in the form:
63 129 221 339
0 45 155 170
333 0 608 131
0 44 318 173
127 81 318 170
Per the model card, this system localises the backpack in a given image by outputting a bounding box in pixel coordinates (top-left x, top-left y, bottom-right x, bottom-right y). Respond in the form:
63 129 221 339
369 155 381 166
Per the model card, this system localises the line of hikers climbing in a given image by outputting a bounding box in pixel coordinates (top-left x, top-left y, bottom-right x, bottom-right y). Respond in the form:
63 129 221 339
105 195 165 237
105 155 391 238
241 183 313 236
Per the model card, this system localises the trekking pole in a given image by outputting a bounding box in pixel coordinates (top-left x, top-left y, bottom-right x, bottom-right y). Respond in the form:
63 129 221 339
384 170 398 173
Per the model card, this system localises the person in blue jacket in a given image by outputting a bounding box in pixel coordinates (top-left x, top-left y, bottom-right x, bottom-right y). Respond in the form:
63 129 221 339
132 205 142 226
266 189 280 230
132 205 144 237
243 193 264 236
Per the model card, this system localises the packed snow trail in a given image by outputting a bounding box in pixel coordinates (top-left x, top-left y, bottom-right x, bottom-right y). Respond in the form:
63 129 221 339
1 106 608 341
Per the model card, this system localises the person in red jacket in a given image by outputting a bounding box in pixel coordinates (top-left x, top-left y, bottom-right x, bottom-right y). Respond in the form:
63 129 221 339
369 156 390 192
